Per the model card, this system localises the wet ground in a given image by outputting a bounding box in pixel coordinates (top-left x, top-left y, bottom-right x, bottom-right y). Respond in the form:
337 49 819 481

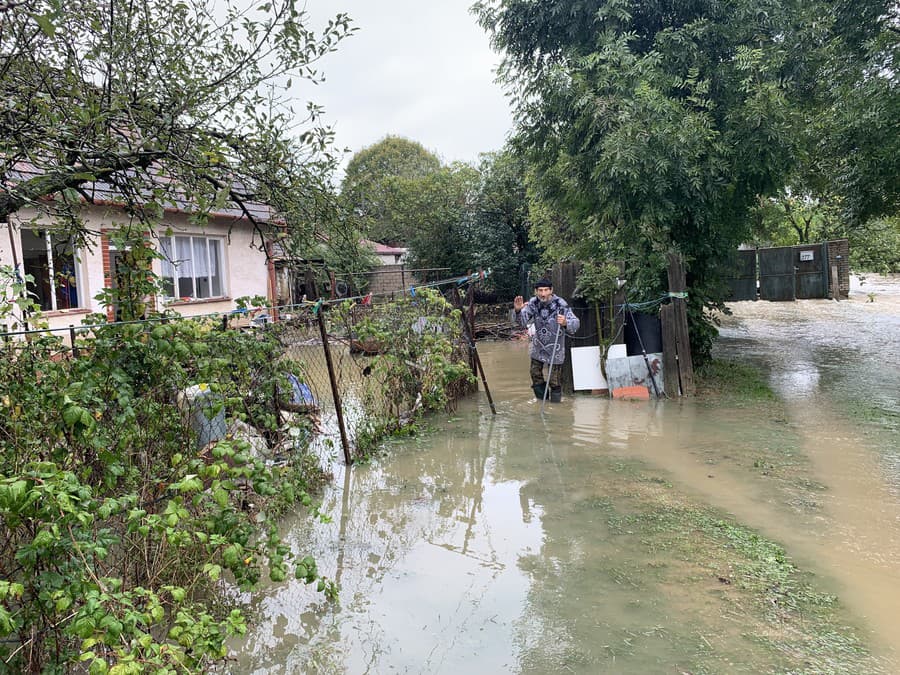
229 275 900 674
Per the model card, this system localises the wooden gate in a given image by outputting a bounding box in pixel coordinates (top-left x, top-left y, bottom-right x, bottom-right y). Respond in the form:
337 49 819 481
727 249 758 301
757 243 828 300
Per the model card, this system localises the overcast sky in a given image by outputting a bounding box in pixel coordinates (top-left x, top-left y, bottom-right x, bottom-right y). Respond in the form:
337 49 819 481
302 1 514 174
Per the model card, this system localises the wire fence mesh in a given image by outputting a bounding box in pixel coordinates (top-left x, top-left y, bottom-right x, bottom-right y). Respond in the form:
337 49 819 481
2 284 480 465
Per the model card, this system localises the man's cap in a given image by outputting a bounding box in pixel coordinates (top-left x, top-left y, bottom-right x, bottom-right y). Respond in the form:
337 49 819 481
533 278 553 289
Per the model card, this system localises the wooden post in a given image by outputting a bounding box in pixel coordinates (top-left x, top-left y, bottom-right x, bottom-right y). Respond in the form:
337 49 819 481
69 325 79 359
660 304 679 396
317 308 352 465
831 265 840 301
303 268 318 301
450 288 477 375
466 284 476 353
666 252 695 396
451 287 496 415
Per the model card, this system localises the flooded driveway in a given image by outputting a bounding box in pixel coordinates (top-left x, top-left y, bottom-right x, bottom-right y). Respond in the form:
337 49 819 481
230 276 900 674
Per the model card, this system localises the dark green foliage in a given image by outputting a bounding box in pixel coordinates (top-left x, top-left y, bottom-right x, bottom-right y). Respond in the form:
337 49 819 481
0 293 333 671
340 140 548 299
848 217 900 274
808 10 900 226
340 136 442 246
401 163 482 275
471 150 543 298
474 0 895 365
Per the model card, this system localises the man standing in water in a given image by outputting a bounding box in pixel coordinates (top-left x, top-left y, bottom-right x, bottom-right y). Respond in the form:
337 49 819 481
513 278 580 402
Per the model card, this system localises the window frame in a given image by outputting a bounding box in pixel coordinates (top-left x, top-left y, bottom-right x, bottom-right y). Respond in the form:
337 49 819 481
20 228 83 312
158 234 225 301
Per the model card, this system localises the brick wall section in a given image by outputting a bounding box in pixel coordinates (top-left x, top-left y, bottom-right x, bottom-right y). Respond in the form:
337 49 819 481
101 233 114 321
368 265 418 296
827 239 850 298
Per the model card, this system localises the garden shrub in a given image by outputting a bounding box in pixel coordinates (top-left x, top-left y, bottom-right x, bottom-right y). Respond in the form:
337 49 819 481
0 284 331 672
332 288 477 458
0 271 480 671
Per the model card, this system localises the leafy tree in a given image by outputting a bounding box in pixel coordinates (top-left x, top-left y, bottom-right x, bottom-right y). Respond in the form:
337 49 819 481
474 0 893 362
848 216 900 273
340 136 441 245
806 9 900 226
342 141 549 297
397 162 482 275
750 191 844 246
470 149 543 298
0 0 354 244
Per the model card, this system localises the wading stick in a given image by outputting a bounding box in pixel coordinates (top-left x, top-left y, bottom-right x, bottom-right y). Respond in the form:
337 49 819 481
317 303 353 465
541 317 563 414
471 337 496 415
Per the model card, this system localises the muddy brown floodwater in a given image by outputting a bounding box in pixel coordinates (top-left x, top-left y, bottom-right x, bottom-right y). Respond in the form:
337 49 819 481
229 275 900 674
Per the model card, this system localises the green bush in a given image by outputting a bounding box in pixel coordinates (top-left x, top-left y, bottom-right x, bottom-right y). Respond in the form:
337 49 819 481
849 216 900 274
334 288 477 457
0 297 331 672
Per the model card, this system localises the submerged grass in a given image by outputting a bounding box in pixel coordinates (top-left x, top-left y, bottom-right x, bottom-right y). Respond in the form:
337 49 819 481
692 359 831 514
695 358 779 404
598 460 886 674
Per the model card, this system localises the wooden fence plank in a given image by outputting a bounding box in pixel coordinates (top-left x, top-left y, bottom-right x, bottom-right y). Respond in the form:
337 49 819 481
666 252 695 396
660 303 679 396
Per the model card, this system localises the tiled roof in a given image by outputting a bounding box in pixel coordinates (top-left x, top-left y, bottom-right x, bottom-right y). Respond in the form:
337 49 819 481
4 160 274 222
362 239 407 255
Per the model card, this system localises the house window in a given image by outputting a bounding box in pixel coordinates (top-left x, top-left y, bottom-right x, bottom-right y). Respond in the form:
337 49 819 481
21 229 81 311
159 235 223 300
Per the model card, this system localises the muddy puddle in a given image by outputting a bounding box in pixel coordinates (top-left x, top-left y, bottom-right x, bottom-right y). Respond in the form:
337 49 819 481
229 276 900 674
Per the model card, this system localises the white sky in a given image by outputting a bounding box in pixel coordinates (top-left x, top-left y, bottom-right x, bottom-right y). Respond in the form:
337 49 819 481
301 1 514 173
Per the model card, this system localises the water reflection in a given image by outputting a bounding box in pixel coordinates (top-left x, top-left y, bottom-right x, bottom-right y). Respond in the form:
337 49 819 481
232 393 550 673
230 283 900 672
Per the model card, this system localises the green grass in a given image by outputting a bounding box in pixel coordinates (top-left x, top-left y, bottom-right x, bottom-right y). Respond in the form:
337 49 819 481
695 359 778 404
598 463 887 674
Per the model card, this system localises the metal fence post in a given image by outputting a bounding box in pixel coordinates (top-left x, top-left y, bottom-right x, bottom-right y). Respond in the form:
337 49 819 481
317 307 352 465
69 325 79 359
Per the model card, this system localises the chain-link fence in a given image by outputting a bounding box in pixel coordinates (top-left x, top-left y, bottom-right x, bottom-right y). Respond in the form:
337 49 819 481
2 285 479 466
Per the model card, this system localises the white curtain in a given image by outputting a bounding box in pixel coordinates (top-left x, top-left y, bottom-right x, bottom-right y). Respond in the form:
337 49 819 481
192 238 208 277
208 240 222 296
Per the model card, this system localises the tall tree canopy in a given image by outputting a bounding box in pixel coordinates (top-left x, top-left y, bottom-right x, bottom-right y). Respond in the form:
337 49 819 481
401 162 482 275
340 135 441 245
800 4 899 225
1 0 354 249
474 0 894 360
340 138 547 295
471 149 542 297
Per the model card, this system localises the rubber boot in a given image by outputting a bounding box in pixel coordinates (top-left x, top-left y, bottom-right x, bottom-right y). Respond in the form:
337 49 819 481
532 383 546 400
549 387 562 403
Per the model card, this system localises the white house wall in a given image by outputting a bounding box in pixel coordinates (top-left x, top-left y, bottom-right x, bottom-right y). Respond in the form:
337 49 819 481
1 206 271 333
156 212 270 319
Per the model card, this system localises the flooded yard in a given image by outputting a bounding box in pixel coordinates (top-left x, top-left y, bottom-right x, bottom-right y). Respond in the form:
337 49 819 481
229 276 900 674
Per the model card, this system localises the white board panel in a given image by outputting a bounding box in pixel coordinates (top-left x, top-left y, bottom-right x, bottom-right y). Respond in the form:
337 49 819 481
570 346 607 390
607 344 628 359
